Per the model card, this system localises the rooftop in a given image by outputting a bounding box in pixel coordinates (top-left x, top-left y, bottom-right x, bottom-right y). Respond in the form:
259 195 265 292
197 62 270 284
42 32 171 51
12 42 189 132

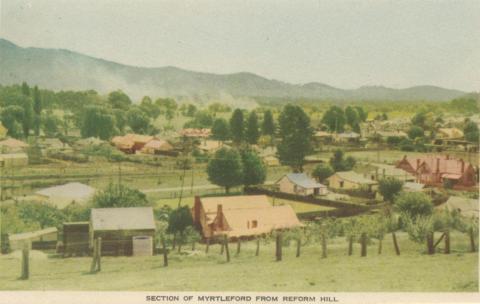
91 207 156 231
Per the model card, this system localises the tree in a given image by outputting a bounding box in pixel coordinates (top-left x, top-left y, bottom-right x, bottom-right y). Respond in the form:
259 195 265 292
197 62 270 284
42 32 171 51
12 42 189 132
139 96 161 119
211 118 230 141
33 86 42 136
92 183 150 208
43 111 60 137
329 149 355 172
167 206 194 252
312 164 334 183
107 90 132 110
183 110 213 128
464 121 479 143
277 105 313 172
127 107 151 134
230 109 245 144
394 192 433 221
207 147 244 193
355 106 368 122
261 110 275 136
407 126 424 140
378 177 404 203
241 150 266 187
20 96 34 137
81 106 117 139
321 106 345 133
1 105 24 138
345 106 360 131
246 111 260 144
17 202 65 229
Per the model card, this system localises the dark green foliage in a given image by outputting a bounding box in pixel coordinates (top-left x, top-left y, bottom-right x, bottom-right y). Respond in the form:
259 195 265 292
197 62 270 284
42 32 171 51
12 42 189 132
183 110 213 128
81 106 117 139
312 164 334 183
386 136 403 146
127 107 151 134
345 106 360 132
167 206 193 235
394 192 434 221
261 110 275 136
241 150 266 186
321 106 345 133
211 118 230 141
464 121 479 143
277 104 313 171
108 90 132 110
1 105 24 138
92 183 150 208
378 177 404 203
448 94 479 114
407 126 424 139
246 111 260 144
329 149 355 172
139 96 161 119
230 109 245 144
33 85 42 136
207 147 244 193
17 202 65 229
43 111 60 137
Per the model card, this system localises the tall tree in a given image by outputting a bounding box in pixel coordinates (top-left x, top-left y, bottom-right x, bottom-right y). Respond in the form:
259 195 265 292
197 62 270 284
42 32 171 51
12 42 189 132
345 106 360 131
312 164 334 183
21 82 30 96
107 90 132 110
207 147 244 193
277 104 313 172
246 111 260 144
378 177 404 203
464 120 479 144
230 109 245 144
21 97 34 137
81 106 117 139
211 118 230 141
241 150 266 186
33 86 42 136
261 110 275 136
321 106 346 133
93 183 150 208
127 107 151 134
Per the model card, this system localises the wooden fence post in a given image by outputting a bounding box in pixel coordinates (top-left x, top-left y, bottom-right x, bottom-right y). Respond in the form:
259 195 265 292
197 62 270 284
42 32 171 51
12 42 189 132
378 238 383 255
321 233 327 259
205 238 210 254
97 237 102 272
426 232 435 255
469 227 476 252
275 232 282 262
161 236 168 267
360 233 367 257
392 232 400 256
236 239 241 255
444 230 450 254
20 242 29 280
296 238 301 258
224 235 230 262
255 238 260 257
220 240 225 255
90 238 98 273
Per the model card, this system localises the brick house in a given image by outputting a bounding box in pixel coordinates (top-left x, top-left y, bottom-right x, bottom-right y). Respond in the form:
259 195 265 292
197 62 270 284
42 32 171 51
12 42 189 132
396 155 477 187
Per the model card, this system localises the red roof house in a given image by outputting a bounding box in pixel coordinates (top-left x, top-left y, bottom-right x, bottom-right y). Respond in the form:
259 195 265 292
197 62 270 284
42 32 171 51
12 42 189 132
396 155 477 188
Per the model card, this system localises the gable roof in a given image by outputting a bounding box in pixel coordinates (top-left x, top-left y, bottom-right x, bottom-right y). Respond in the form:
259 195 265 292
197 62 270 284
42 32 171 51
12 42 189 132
198 140 224 152
333 171 378 185
179 128 211 138
200 195 271 215
437 128 464 139
91 207 156 231
337 132 360 138
142 139 173 151
437 196 478 218
282 173 326 189
401 155 472 175
123 133 154 144
9 227 58 241
220 205 303 237
0 138 28 149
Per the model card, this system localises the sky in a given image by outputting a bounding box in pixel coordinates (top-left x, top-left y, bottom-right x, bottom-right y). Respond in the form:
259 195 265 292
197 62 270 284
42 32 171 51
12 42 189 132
0 0 479 91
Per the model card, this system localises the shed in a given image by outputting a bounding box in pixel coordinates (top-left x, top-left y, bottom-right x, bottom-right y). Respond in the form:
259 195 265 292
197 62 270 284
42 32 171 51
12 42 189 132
0 138 28 153
63 222 90 256
0 153 29 167
8 227 58 251
90 207 156 256
34 182 96 209
276 173 328 196
327 171 378 191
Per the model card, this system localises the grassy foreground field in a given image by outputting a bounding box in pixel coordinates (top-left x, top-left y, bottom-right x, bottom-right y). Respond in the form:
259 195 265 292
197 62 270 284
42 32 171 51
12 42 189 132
0 232 477 291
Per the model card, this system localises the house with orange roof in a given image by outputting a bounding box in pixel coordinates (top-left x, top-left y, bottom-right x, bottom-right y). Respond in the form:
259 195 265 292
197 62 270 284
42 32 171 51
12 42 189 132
111 133 154 153
192 195 302 239
396 155 477 187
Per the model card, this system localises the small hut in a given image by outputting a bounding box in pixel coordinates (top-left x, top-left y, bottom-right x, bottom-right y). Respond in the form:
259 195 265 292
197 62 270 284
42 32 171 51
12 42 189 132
63 222 90 256
90 207 156 256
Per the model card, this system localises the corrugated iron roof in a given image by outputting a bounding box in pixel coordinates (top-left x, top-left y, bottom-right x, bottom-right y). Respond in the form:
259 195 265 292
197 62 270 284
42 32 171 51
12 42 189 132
334 171 378 185
284 173 326 189
200 195 271 215
35 182 96 202
91 207 156 231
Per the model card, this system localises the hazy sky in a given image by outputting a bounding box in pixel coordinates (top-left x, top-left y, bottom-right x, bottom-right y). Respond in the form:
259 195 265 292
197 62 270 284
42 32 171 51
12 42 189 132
1 0 479 91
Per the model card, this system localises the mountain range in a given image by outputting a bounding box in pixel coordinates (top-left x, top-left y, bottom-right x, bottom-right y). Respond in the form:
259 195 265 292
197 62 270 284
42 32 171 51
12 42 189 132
0 38 467 102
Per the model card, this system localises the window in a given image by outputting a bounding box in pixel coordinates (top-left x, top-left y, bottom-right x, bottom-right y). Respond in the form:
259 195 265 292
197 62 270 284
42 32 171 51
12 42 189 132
339 181 344 188
251 220 258 228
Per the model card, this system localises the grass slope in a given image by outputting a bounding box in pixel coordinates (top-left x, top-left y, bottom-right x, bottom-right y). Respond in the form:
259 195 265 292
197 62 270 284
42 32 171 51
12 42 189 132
0 232 477 291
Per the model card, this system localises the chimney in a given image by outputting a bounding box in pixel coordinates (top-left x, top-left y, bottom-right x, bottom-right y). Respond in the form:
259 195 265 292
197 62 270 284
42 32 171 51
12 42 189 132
193 196 201 224
436 158 440 173
460 159 465 173
217 204 224 228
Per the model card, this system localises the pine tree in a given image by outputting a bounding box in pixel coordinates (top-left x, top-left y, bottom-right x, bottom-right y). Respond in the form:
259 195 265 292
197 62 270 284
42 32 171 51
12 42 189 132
230 109 244 144
246 111 260 144
261 110 275 136
33 86 42 136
